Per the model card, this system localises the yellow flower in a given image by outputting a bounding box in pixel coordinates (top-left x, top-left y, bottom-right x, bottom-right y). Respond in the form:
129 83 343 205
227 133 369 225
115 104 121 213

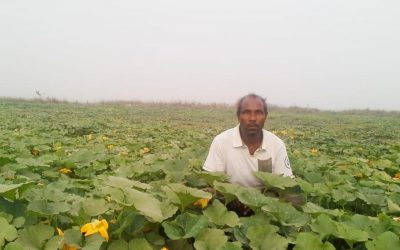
80 219 109 241
107 144 114 150
193 198 209 209
143 147 150 154
62 244 77 250
310 148 318 154
56 227 64 236
59 168 72 174
87 134 93 140
161 247 169 250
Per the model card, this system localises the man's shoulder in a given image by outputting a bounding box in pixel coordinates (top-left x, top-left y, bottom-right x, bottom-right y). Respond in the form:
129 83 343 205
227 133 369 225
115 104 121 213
214 127 236 141
263 129 286 148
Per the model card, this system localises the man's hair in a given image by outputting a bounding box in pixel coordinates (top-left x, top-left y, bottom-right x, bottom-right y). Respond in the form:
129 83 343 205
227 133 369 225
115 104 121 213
236 93 268 116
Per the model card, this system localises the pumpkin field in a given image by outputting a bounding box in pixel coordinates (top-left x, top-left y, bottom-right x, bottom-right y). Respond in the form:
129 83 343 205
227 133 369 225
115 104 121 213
0 99 399 250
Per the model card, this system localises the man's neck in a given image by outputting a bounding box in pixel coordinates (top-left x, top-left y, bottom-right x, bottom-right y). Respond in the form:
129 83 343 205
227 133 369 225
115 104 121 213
240 130 263 148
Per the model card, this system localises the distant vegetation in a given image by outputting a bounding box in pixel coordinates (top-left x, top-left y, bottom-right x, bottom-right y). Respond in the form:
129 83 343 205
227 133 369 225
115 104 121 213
1 96 399 115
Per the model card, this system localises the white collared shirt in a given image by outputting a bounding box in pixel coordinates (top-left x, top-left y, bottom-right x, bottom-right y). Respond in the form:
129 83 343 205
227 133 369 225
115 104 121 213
203 125 293 187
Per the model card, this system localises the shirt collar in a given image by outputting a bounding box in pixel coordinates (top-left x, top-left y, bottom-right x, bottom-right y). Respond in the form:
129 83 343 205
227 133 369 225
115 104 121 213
233 125 267 151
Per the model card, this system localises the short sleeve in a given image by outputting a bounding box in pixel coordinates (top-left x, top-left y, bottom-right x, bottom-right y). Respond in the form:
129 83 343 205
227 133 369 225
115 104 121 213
273 145 294 178
203 137 225 172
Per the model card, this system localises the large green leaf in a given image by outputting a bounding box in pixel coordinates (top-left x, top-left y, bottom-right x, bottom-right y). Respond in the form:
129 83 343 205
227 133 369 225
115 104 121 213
106 176 152 190
254 172 298 190
261 199 309 227
293 232 335 250
310 214 369 243
63 228 82 248
128 238 153 250
4 242 24 250
0 182 35 201
27 199 71 215
310 214 339 239
302 202 342 217
365 231 400 250
203 199 240 227
105 186 176 222
14 224 54 250
82 197 109 216
0 217 18 247
107 239 128 250
82 234 105 250
194 228 228 250
162 213 209 240
162 183 211 211
246 225 289 250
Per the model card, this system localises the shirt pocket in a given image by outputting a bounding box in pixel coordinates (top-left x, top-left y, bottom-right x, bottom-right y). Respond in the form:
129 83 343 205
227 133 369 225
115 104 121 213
258 158 272 173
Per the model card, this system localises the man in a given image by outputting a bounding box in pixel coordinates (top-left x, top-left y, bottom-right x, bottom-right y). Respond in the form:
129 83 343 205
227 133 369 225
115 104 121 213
203 93 293 187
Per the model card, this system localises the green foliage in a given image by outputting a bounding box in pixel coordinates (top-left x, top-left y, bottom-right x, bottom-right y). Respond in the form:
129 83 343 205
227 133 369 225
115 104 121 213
1 99 399 249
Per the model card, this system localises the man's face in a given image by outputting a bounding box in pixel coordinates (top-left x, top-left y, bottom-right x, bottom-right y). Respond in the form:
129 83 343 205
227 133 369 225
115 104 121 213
238 97 267 137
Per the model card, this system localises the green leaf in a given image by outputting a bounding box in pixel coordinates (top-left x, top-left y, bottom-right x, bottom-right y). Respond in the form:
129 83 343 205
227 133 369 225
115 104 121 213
63 229 83 248
302 202 342 217
0 182 35 201
27 199 71 215
194 171 228 186
203 199 240 227
15 224 54 250
387 198 400 213
213 181 241 204
162 213 209 240
12 216 26 228
336 221 369 242
4 242 24 250
344 214 390 239
43 235 63 250
310 214 369 243
293 232 335 250
128 238 153 250
365 231 400 250
0 217 18 247
106 176 152 190
194 228 228 250
261 199 309 227
107 186 176 222
295 178 315 194
0 212 13 223
246 225 289 250
107 239 129 250
82 197 109 216
310 214 338 239
254 172 298 190
223 242 242 250
82 233 105 250
163 183 211 211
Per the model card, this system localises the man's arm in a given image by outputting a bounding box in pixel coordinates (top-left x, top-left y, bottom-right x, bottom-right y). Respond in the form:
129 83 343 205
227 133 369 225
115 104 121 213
203 137 225 172
273 145 294 177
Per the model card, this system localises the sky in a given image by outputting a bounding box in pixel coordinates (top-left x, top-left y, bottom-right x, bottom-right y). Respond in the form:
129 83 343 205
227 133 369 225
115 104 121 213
1 0 399 111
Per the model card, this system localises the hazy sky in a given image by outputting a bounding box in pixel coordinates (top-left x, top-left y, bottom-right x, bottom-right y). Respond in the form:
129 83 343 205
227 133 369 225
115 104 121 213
1 1 399 111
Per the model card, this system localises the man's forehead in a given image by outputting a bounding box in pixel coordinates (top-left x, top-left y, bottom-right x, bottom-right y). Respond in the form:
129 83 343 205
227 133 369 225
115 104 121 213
241 97 264 109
